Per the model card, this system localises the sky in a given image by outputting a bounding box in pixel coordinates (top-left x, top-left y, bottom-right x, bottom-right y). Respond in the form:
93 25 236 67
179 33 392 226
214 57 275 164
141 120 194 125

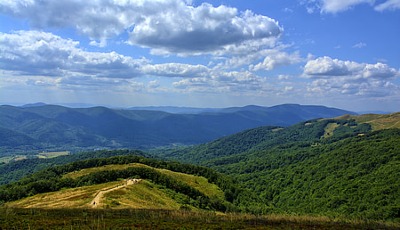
0 0 399 112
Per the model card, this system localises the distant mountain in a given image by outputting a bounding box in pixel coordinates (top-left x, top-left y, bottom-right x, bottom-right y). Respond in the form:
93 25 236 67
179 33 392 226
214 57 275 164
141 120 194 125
21 102 48 108
128 106 219 114
0 104 355 152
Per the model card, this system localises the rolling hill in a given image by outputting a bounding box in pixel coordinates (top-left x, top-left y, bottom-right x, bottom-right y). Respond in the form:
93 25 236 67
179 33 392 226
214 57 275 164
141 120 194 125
160 115 400 220
0 154 237 212
0 103 355 154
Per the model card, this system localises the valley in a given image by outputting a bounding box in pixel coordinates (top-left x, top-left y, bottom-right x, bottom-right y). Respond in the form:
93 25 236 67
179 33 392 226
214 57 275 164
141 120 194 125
0 107 399 229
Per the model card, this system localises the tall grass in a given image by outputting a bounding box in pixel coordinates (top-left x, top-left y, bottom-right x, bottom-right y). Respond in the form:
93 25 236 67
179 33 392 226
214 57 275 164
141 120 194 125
1 207 398 229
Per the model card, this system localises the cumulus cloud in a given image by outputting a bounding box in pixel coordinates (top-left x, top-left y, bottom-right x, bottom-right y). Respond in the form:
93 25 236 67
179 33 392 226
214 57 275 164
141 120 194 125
304 56 400 96
303 0 400 13
0 0 282 54
250 50 302 71
0 30 146 79
142 63 210 78
1 30 282 95
129 4 282 54
173 70 269 93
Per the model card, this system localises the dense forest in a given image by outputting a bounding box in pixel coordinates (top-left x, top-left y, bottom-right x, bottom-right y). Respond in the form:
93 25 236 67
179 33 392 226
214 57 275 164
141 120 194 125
161 119 400 220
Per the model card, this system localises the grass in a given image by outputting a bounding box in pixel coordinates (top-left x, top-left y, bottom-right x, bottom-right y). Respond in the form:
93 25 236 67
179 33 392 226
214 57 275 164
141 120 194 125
37 151 70 159
1 207 398 229
336 112 400 130
63 163 225 200
0 155 28 164
322 122 340 139
6 180 189 210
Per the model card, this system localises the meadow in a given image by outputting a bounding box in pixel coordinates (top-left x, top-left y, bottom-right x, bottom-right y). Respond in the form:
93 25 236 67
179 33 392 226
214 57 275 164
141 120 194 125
1 207 399 229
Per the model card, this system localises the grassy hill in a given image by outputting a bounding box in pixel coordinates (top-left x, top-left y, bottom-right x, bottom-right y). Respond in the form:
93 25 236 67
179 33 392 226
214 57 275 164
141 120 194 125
8 163 225 210
337 112 400 130
0 154 238 213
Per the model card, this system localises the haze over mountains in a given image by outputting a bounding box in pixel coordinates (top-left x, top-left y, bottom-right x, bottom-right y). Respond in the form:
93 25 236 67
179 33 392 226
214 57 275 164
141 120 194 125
0 103 355 153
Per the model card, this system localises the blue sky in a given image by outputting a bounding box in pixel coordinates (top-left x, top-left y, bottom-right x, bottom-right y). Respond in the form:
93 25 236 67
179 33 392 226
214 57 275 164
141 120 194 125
0 0 399 112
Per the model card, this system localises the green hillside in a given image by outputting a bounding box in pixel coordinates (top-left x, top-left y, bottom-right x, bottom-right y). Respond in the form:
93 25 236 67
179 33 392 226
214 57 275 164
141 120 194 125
162 117 400 220
0 155 239 213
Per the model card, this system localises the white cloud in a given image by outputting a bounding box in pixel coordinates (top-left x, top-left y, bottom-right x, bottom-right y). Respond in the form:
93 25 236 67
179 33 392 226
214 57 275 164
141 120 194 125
142 63 210 78
1 30 286 96
304 56 362 76
320 0 373 13
0 0 282 54
304 56 400 97
0 30 147 79
172 69 269 94
250 50 302 71
303 0 400 13
375 0 400 11
352 42 366 48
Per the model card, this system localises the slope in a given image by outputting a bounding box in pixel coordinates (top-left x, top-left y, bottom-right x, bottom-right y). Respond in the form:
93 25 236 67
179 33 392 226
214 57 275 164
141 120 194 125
1 154 236 212
161 116 400 220
337 112 400 130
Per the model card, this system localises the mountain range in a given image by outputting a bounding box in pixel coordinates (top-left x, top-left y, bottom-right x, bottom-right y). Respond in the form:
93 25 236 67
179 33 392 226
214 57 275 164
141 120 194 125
0 103 355 153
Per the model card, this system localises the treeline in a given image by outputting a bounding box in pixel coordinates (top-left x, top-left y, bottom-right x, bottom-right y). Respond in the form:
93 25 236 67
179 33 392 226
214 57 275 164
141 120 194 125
162 119 371 165
0 149 147 185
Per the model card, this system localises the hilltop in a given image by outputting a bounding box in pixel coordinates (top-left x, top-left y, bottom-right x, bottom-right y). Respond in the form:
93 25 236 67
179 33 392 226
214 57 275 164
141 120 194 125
336 112 400 130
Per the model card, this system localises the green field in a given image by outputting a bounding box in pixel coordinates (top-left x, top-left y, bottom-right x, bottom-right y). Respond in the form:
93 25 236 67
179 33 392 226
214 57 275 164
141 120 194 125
37 151 70 159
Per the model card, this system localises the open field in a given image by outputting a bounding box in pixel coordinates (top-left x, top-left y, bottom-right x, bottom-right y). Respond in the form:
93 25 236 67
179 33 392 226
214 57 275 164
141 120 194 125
37 151 70 159
6 180 186 210
337 112 400 130
63 163 225 199
1 208 398 229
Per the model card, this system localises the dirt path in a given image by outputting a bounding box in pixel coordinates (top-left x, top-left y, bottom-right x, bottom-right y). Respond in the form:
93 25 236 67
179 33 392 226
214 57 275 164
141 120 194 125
91 179 141 208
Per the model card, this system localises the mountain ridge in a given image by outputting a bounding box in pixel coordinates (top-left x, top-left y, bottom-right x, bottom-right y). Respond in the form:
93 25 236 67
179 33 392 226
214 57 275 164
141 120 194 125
0 103 356 153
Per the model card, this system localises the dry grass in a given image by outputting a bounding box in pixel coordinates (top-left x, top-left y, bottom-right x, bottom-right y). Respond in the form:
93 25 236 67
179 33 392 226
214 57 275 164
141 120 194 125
1 208 399 229
322 122 340 138
37 151 70 159
6 180 186 210
7 181 122 209
336 112 400 130
63 163 225 200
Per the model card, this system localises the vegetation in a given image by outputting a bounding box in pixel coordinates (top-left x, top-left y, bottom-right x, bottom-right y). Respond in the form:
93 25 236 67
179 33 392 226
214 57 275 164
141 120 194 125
0 154 242 212
337 112 400 130
1 208 398 229
162 119 400 221
0 149 148 185
1 114 399 227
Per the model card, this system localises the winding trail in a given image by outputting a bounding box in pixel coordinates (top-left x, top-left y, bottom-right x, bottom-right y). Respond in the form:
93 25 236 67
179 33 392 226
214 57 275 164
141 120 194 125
91 179 141 208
